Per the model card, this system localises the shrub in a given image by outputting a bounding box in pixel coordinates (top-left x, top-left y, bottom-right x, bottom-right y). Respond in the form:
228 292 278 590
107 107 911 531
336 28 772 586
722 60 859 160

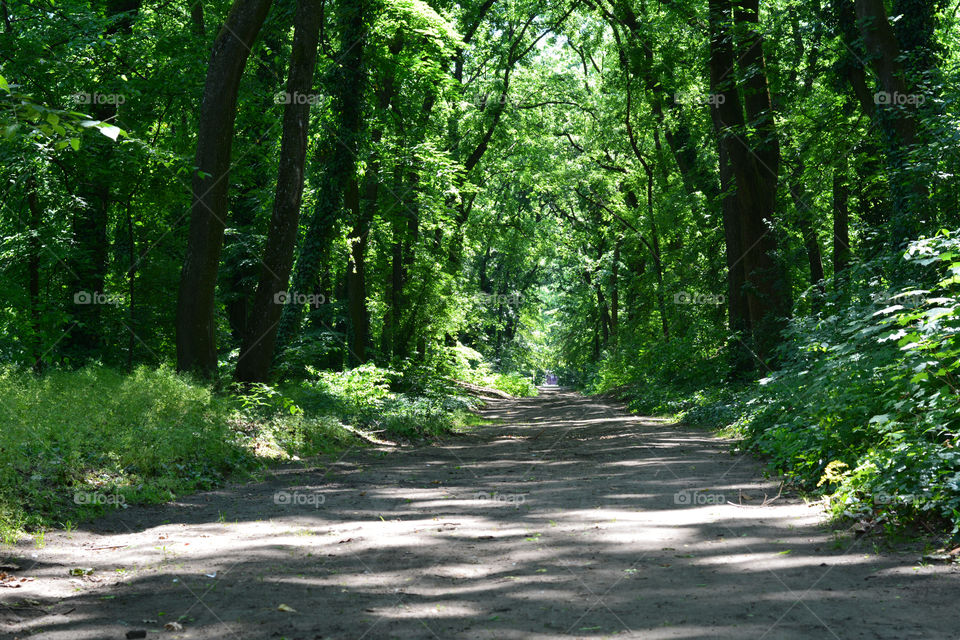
737 231 960 533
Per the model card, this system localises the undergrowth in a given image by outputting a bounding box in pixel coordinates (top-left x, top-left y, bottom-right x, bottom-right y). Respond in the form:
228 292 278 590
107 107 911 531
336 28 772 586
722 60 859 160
592 230 960 539
0 355 494 543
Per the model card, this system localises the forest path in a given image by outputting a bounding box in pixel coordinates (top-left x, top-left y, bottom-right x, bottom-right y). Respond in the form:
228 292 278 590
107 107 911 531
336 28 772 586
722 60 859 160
3 388 959 639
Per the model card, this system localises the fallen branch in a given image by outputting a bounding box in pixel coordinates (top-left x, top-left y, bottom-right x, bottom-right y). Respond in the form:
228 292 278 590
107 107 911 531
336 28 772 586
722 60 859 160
340 424 397 447
445 378 514 399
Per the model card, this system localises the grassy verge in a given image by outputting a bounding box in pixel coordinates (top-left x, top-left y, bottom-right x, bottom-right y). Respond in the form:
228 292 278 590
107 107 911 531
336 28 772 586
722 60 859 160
595 232 960 542
0 364 480 543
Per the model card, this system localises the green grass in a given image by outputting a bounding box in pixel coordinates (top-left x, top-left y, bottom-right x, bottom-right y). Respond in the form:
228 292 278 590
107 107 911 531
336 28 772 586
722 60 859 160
0 363 476 542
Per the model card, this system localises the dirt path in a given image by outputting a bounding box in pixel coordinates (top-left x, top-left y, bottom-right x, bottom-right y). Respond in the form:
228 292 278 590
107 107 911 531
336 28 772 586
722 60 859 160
3 388 959 639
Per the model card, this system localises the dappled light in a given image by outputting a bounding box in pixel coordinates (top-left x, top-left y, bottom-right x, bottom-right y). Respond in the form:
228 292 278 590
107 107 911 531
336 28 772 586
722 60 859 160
2 0 960 636
5 390 958 638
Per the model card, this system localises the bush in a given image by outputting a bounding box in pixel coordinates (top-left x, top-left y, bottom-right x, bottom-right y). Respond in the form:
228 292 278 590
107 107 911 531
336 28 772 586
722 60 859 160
734 231 960 534
0 361 479 541
283 363 479 439
588 230 960 537
444 343 539 397
0 365 256 539
590 333 729 416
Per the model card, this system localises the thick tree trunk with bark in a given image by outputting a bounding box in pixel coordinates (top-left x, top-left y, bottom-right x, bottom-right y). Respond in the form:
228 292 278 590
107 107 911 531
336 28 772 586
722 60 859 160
344 178 369 364
854 0 919 150
175 0 273 376
235 0 323 382
709 0 790 364
719 145 752 339
222 29 285 348
854 0 926 245
279 0 366 353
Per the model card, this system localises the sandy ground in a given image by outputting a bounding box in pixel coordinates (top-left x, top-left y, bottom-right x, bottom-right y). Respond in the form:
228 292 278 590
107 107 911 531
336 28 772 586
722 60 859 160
1 387 958 639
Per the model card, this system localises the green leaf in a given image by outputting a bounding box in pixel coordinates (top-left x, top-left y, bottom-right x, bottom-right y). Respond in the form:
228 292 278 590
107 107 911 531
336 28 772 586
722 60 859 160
924 307 954 322
97 124 122 140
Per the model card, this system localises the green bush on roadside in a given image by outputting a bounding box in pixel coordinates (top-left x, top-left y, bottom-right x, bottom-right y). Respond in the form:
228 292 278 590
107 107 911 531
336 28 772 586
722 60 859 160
0 361 482 542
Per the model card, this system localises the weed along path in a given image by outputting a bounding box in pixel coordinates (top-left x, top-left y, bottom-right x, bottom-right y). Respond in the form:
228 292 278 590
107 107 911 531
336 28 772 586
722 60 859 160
3 388 959 639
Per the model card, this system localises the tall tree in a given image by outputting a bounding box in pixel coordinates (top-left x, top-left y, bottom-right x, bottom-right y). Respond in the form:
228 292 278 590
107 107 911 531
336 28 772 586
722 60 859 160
175 0 274 376
708 0 790 363
854 0 926 245
235 0 324 382
278 0 367 356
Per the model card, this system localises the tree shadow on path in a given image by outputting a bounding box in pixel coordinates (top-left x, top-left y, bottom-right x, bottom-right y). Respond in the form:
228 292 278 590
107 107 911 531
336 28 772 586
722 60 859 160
3 388 958 639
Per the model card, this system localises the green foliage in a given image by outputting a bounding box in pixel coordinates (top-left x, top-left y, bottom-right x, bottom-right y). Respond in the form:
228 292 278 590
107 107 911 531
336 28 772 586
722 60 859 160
283 362 480 438
696 232 960 534
444 343 538 397
2 0 959 546
0 366 254 538
0 362 477 540
0 75 125 148
589 332 730 415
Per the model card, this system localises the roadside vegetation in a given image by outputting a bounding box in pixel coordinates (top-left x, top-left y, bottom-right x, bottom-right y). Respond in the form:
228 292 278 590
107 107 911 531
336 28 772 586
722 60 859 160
0 354 535 542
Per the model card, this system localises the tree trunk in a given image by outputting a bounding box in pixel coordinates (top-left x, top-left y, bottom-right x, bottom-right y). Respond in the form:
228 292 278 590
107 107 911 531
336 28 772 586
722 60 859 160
279 0 366 351
719 145 754 377
222 28 286 349
789 164 825 302
235 0 323 382
190 0 205 36
833 163 851 276
175 0 273 377
610 239 619 340
709 0 790 363
855 0 920 152
854 0 926 245
344 177 369 364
